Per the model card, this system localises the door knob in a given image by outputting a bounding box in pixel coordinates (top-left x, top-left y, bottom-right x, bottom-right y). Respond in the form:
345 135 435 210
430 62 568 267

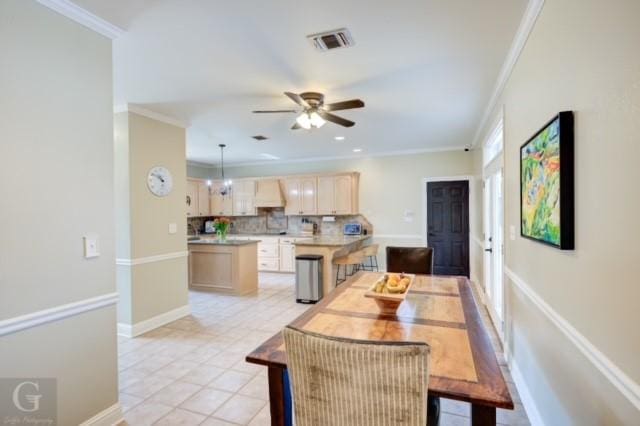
485 248 493 253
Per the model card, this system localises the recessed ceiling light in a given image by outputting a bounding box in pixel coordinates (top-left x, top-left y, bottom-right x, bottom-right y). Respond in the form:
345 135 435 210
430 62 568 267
353 148 362 153
260 153 280 160
334 136 345 141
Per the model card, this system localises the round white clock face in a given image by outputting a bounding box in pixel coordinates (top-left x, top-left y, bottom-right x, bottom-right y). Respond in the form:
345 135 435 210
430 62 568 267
147 166 173 197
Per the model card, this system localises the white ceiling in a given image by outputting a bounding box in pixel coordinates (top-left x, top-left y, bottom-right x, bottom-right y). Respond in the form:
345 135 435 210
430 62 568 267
76 0 528 165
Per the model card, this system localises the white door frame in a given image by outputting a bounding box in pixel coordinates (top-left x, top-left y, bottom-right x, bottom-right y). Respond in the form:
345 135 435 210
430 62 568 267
422 175 478 280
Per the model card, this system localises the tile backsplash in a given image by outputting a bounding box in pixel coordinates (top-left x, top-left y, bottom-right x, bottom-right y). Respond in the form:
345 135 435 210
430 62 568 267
187 208 373 236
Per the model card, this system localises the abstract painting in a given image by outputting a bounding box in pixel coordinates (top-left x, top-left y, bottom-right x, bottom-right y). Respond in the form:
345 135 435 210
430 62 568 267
520 111 574 249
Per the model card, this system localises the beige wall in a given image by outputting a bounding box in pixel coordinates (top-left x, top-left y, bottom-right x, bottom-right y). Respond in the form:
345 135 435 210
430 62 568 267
0 0 118 423
203 151 477 271
205 151 475 236
115 112 189 326
475 0 640 422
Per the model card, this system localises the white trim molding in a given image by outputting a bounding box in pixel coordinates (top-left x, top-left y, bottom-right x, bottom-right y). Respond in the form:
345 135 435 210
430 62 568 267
118 304 190 338
114 104 189 128
116 250 189 266
510 358 545 426
471 0 545 147
79 403 123 426
0 293 118 337
36 0 125 39
373 234 423 240
505 267 640 411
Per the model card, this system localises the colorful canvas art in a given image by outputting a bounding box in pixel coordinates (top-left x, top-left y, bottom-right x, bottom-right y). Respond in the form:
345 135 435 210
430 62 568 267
520 112 574 249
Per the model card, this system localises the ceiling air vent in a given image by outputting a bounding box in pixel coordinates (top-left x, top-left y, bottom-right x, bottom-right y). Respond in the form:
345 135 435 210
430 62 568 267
307 28 354 52
252 135 268 141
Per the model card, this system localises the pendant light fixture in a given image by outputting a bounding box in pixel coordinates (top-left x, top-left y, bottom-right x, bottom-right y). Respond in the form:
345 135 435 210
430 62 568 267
217 144 232 196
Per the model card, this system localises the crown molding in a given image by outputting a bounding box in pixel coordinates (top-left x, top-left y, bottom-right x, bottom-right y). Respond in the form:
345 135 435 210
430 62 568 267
187 160 217 169
114 104 188 128
470 0 545 147
188 145 467 169
36 0 125 39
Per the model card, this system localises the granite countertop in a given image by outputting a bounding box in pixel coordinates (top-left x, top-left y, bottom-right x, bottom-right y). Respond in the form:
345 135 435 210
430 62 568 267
293 235 371 247
188 237 260 246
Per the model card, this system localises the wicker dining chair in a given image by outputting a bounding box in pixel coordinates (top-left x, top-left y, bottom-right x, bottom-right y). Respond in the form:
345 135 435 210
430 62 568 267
283 325 431 426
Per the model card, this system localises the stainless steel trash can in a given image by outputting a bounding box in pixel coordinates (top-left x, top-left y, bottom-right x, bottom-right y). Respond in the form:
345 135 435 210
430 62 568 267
295 254 323 303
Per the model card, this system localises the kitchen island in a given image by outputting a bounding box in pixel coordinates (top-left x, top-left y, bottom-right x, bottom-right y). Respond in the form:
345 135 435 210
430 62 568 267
294 234 371 297
188 237 259 295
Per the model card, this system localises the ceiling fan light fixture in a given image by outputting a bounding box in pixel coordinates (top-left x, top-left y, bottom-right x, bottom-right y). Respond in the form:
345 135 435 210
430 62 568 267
296 113 312 130
309 111 326 128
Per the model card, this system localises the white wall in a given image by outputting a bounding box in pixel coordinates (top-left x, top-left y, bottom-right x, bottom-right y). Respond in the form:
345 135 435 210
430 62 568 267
475 0 640 423
0 0 118 423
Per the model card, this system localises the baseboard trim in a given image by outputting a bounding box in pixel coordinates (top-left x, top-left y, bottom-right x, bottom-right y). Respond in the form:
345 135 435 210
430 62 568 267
510 358 545 426
79 402 123 426
116 250 189 266
118 304 190 338
505 266 640 411
0 292 118 337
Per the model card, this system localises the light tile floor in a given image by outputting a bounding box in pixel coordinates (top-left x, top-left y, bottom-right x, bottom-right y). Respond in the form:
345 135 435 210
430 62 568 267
117 273 530 425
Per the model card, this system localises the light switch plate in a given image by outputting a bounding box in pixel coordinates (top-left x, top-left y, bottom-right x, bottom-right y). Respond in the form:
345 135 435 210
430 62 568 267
83 234 100 258
168 223 177 234
510 225 516 241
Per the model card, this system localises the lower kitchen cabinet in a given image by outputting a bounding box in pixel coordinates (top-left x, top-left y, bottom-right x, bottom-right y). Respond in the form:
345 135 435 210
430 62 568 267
279 243 295 272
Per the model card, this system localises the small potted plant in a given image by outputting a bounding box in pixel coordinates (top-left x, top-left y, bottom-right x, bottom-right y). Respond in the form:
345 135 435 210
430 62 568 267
213 217 231 242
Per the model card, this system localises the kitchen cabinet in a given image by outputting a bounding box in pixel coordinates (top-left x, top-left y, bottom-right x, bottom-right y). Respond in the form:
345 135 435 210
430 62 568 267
186 180 199 217
232 179 257 216
210 181 233 216
284 177 317 215
254 179 284 207
317 174 355 215
279 242 296 272
258 237 280 272
197 181 210 216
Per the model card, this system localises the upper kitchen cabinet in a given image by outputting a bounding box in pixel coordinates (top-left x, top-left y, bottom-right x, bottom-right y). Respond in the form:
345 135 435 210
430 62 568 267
210 181 233 216
317 173 359 215
186 178 211 217
186 179 199 217
284 177 317 215
197 181 210 216
232 179 257 216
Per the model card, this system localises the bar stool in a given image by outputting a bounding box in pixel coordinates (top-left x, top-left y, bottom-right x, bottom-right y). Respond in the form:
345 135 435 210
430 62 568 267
334 252 366 285
355 244 379 271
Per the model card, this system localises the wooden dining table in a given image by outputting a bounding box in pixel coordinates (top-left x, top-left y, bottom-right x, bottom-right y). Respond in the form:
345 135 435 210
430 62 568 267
246 271 514 426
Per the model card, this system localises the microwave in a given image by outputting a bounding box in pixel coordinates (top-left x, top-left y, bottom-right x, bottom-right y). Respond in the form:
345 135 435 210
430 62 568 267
343 223 362 235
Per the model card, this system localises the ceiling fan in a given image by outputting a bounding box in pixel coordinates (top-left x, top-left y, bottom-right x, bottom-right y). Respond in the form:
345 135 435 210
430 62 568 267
253 92 364 129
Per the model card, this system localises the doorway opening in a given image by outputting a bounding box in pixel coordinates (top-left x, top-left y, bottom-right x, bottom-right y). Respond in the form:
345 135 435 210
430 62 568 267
426 180 470 277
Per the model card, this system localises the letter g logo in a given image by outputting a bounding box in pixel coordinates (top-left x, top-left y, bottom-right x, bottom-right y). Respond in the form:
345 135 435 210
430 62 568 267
12 381 42 412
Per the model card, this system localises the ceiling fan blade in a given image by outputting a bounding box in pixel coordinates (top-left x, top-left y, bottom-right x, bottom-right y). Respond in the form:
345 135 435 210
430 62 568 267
252 110 297 113
291 122 302 130
317 110 355 127
284 92 309 108
324 99 365 112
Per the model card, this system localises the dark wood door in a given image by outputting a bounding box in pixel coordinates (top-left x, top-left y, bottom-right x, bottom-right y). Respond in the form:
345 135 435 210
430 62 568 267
427 181 469 276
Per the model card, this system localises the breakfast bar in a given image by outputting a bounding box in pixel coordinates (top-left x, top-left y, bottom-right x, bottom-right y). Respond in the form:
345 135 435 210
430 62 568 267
293 234 371 297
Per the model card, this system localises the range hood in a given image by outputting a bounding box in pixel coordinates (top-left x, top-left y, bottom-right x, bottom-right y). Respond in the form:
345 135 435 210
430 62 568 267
255 179 285 207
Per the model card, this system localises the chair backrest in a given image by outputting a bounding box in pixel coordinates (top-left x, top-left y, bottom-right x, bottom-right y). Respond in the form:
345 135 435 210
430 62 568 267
360 243 379 257
283 325 430 426
386 246 434 275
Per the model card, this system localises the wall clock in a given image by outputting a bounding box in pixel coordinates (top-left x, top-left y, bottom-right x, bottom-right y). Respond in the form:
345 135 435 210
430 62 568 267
147 166 173 197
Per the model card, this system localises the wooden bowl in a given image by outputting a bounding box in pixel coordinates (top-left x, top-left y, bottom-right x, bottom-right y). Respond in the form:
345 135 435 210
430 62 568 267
364 274 415 313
